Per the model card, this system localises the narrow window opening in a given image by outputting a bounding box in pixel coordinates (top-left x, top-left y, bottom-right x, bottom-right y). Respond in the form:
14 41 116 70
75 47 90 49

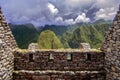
87 53 91 61
29 54 34 62
49 53 54 61
67 53 72 61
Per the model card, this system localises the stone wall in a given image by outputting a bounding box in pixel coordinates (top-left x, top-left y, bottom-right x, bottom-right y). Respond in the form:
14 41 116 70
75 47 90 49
0 7 17 80
1 4 120 80
13 70 105 80
28 43 39 50
101 10 120 79
13 49 105 80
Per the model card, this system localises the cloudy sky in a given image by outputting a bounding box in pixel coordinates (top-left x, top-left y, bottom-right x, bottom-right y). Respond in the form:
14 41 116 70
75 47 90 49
0 0 120 26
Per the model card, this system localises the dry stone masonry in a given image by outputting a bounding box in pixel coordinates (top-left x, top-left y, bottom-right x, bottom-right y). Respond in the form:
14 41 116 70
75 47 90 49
0 7 17 80
28 43 39 50
0 5 120 80
79 43 91 50
101 6 120 80
13 49 105 80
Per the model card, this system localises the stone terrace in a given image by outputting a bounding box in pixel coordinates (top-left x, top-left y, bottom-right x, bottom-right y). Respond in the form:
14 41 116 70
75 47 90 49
13 49 105 80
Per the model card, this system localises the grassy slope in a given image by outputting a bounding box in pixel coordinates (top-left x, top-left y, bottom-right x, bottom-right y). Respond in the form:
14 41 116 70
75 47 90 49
38 30 63 49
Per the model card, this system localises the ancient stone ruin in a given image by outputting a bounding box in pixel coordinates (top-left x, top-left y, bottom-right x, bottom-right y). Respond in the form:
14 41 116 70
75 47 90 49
28 43 39 50
79 43 91 50
0 7 17 80
101 6 120 80
0 5 120 80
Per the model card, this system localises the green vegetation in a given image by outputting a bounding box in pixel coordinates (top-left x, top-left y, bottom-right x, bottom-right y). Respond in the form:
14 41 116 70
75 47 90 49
61 32 72 48
9 20 110 49
38 30 63 49
41 25 68 37
69 25 103 48
10 23 39 49
61 23 110 48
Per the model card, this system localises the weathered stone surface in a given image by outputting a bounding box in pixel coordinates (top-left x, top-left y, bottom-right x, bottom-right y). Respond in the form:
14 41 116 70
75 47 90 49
28 43 39 50
14 50 105 71
13 49 105 80
13 70 105 80
0 7 17 80
79 43 91 50
0 4 120 80
101 6 120 80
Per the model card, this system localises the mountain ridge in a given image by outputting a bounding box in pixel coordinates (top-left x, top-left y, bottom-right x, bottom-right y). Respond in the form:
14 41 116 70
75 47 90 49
9 20 111 49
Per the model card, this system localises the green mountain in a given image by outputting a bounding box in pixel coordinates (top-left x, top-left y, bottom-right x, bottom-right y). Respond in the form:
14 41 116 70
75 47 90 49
40 25 68 38
61 32 72 48
9 23 39 49
38 30 63 49
93 19 111 24
61 23 110 49
9 20 110 49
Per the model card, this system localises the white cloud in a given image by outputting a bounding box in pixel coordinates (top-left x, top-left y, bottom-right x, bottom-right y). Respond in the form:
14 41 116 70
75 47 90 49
55 17 75 25
0 0 120 26
65 19 75 25
95 7 116 20
55 13 90 25
55 17 64 25
94 0 118 8
75 13 90 23
47 3 59 15
65 0 93 8
55 17 63 22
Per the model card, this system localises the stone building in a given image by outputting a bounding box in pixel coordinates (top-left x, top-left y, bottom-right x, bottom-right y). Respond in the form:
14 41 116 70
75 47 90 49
79 43 91 50
28 43 39 50
0 7 17 80
101 5 120 80
0 5 120 80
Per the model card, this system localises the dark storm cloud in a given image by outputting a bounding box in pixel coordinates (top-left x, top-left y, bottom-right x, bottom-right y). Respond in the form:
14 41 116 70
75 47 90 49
0 0 120 26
